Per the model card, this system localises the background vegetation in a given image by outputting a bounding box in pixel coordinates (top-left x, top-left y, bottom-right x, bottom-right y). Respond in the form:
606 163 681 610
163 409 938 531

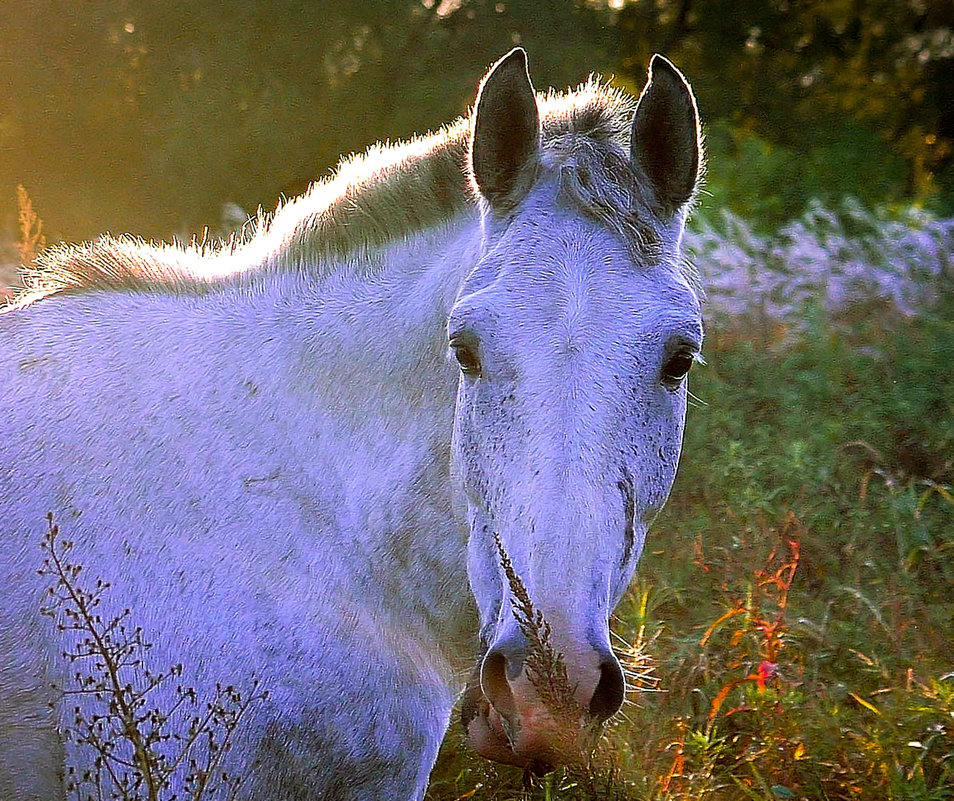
1 0 953 242
3 1 952 798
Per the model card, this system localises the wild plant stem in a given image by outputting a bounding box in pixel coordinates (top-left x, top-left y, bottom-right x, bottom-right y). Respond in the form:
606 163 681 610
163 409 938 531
45 515 161 800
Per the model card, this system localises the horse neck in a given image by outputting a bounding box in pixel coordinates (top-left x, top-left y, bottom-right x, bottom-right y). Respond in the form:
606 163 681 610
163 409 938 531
275 214 483 666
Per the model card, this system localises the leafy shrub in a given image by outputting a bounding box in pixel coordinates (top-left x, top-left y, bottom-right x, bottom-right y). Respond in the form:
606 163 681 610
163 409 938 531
700 121 910 232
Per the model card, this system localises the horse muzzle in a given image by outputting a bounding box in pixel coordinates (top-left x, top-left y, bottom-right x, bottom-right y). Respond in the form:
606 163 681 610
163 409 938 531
460 636 624 772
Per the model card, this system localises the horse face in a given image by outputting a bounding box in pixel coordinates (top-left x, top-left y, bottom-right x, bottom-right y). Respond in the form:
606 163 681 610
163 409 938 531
450 49 702 771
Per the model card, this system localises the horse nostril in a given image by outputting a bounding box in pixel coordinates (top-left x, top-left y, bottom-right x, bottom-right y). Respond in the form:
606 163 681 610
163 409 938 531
480 649 517 721
588 657 625 722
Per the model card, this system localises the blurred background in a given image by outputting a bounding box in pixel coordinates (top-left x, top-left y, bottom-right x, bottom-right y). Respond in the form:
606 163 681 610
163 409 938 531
1 0 952 243
3 3 953 798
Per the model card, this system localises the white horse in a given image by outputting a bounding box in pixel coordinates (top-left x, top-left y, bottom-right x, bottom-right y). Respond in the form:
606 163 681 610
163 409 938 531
0 49 702 799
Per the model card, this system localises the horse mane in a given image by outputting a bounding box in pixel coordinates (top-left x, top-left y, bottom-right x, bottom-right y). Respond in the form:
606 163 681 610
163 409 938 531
13 79 661 306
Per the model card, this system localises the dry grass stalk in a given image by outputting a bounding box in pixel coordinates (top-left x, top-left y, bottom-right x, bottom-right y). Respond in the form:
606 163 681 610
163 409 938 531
17 184 45 267
492 532 582 726
491 534 644 797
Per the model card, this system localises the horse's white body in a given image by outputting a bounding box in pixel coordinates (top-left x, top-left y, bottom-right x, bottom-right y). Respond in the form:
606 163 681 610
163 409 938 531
1 231 475 798
0 50 702 799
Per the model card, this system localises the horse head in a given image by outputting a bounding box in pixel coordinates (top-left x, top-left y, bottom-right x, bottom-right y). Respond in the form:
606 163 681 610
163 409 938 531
451 48 703 773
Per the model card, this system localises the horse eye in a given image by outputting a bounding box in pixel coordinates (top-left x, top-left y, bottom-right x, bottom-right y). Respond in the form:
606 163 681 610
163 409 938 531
661 351 695 388
450 340 482 377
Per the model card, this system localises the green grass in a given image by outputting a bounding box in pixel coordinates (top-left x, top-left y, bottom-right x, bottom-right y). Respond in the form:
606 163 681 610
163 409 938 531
427 293 954 800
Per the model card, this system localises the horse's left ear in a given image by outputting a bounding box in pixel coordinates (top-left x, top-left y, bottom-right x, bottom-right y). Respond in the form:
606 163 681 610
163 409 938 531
470 48 541 211
630 55 701 213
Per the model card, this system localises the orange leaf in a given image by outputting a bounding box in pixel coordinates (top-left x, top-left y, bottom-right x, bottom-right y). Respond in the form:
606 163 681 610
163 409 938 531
700 606 745 646
708 675 757 724
661 736 686 792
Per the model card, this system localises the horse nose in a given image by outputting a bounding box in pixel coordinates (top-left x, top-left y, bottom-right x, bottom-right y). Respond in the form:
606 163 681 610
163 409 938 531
479 635 625 749
479 638 522 728
589 653 625 721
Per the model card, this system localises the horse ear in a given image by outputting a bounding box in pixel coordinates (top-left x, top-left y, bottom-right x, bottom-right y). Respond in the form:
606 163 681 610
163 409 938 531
630 54 701 213
470 48 541 210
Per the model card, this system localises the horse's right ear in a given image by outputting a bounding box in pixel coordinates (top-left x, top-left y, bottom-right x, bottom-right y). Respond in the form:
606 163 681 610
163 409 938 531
630 55 701 214
470 48 541 211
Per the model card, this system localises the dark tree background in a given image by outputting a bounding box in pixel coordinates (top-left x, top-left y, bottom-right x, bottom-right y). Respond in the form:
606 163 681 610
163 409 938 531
1 0 951 242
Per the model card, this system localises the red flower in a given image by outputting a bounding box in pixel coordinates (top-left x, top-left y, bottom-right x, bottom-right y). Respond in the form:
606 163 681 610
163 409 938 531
756 661 778 692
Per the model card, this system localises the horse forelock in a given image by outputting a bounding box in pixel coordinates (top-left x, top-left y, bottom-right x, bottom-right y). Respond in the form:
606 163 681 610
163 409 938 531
11 78 680 307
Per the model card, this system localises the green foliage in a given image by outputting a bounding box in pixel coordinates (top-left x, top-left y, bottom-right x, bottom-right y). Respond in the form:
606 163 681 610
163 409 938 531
701 120 909 230
3 1 953 241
